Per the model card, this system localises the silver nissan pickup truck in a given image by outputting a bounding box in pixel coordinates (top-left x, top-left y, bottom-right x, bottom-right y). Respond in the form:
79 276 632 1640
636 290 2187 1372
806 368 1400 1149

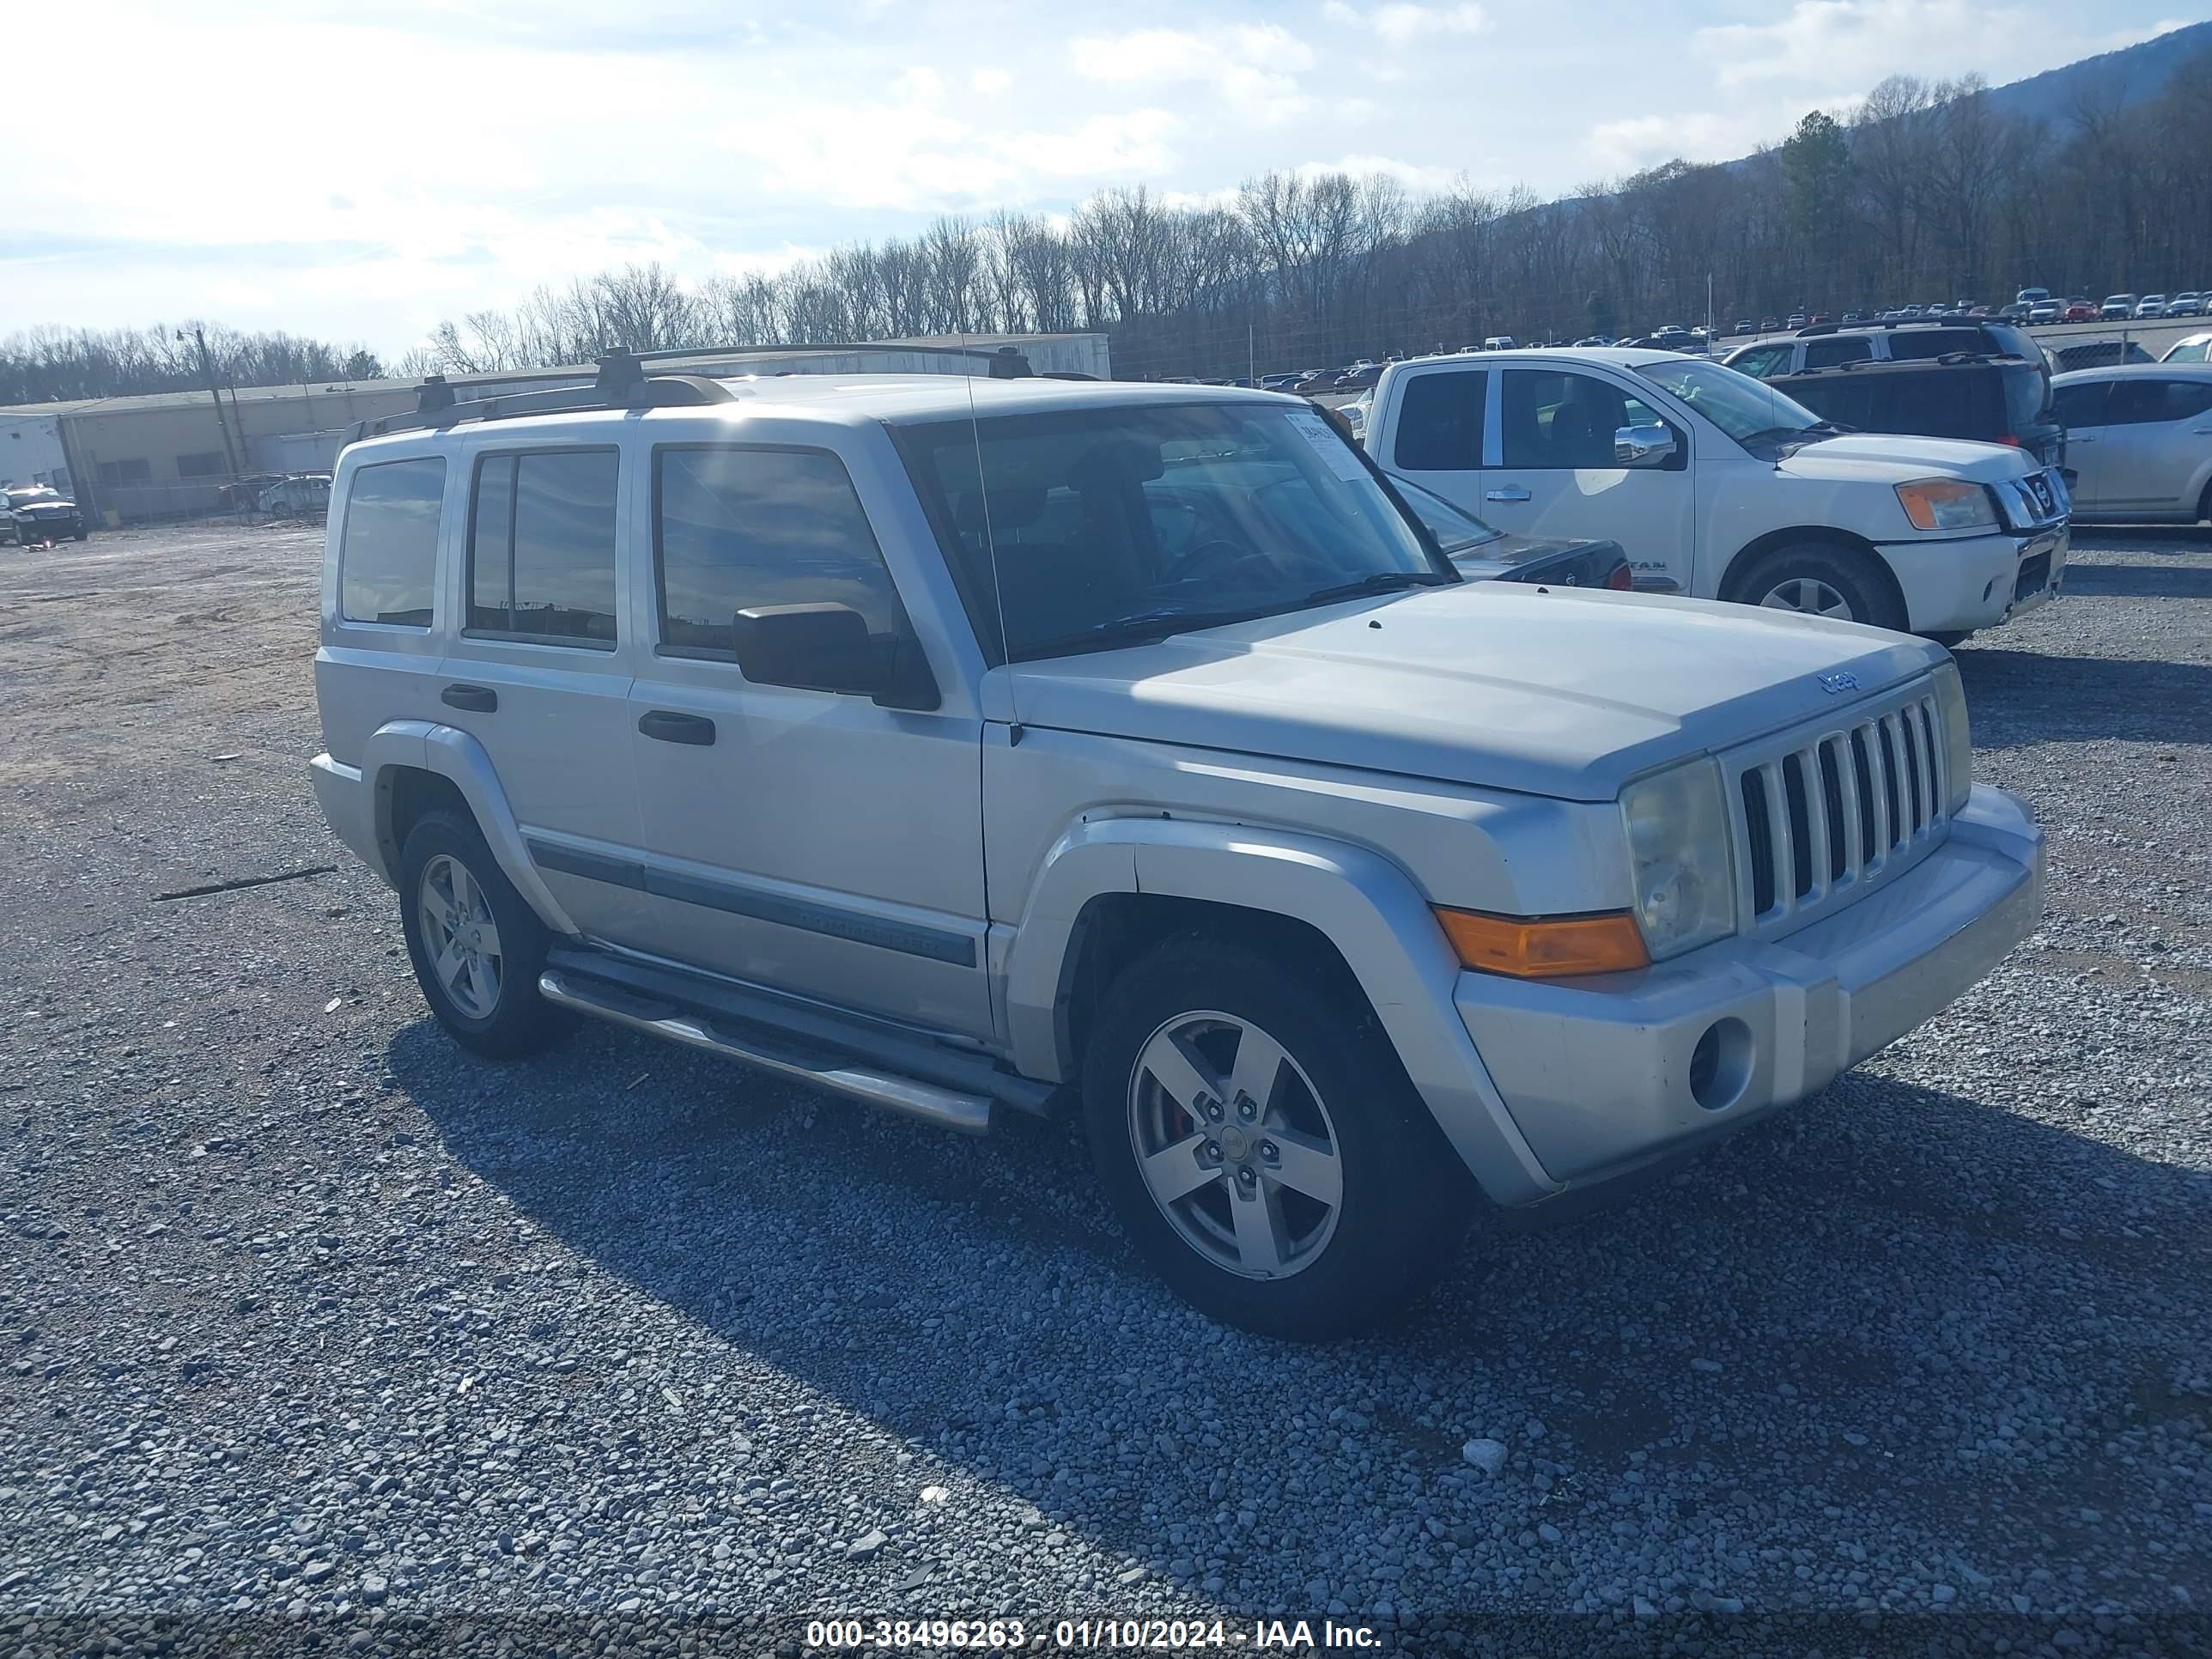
310 346 2044 1339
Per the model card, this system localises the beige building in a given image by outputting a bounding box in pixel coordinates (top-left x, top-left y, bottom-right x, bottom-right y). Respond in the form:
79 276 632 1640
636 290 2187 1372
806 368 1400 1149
0 334 1113 526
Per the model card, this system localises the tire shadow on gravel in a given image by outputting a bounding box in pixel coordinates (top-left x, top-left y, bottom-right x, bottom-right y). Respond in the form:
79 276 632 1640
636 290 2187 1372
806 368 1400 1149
1954 647 2212 748
395 1012 2212 1597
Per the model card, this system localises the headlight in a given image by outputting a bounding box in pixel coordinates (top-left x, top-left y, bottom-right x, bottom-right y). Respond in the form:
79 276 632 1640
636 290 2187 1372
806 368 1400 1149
1894 478 1997 532
1619 758 1738 960
1930 659 1972 816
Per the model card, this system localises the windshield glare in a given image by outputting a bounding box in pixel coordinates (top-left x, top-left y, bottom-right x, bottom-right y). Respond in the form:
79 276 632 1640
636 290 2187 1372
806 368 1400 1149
1633 356 1826 444
905 401 1449 660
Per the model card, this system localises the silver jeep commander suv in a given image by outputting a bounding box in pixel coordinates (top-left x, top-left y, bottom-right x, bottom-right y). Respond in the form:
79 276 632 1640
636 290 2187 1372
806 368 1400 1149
311 345 2044 1340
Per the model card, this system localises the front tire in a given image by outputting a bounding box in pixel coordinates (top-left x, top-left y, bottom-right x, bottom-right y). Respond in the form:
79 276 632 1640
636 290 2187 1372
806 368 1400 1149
1730 540 1907 631
397 810 572 1059
1082 938 1471 1340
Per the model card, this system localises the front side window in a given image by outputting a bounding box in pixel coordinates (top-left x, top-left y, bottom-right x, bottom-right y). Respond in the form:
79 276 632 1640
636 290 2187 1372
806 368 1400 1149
2052 381 2111 428
339 456 446 627
654 447 914 660
1500 370 1668 469
1727 344 1794 381
467 448 619 647
1392 369 1486 471
900 400 1450 661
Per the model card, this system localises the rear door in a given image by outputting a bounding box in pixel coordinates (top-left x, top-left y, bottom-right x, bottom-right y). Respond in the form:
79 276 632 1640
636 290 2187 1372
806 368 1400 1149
2096 378 2212 514
434 440 650 944
1379 362 1486 514
1482 364 1697 592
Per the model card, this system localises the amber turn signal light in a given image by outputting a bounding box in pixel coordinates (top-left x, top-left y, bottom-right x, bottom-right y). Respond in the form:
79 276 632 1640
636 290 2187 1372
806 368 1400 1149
1434 907 1651 978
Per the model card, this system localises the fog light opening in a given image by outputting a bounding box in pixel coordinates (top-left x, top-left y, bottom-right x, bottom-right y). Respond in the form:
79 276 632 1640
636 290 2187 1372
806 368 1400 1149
1689 1018 1753 1112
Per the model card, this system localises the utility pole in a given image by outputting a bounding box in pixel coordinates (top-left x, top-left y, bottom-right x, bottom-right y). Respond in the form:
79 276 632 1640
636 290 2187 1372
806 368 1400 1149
179 326 241 477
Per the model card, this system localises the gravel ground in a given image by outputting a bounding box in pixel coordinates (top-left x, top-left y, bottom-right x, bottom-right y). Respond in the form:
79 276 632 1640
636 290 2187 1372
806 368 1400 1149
0 521 2207 1658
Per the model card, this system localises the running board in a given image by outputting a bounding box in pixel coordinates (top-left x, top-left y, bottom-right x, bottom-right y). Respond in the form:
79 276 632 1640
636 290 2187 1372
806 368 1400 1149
538 969 994 1134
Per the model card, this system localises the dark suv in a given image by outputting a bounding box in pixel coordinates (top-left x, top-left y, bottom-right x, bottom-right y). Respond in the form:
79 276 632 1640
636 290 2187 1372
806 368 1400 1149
1728 319 2049 398
1766 355 2064 471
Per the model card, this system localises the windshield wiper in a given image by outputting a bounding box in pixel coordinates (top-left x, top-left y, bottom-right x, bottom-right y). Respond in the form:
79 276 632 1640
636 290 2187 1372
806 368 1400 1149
1302 570 1455 605
1012 605 1280 661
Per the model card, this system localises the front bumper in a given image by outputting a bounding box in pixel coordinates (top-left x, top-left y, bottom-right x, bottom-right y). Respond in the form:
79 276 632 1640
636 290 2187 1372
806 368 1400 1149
1887 522 2068 633
1454 784 2042 1194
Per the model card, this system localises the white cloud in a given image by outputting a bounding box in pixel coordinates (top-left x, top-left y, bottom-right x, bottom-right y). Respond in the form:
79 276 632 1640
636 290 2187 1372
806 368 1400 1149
1696 0 2186 92
1296 154 1465 193
1583 111 1766 173
1069 24 1316 123
1322 2 1489 45
970 66 1013 95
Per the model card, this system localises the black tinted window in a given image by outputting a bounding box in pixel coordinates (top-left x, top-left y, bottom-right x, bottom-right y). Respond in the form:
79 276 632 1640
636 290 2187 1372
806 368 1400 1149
340 457 446 627
1392 370 1486 471
2103 379 2212 425
2001 365 2048 431
654 447 911 659
468 449 619 647
1802 337 1875 369
1885 329 1981 362
2052 382 2110 427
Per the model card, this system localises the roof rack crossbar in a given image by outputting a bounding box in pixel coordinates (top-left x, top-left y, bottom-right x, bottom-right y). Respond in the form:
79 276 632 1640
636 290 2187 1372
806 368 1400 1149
348 373 738 444
606 341 1035 379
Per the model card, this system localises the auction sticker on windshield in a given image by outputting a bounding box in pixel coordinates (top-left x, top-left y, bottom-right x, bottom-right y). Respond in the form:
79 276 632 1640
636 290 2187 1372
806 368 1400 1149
1283 406 1370 482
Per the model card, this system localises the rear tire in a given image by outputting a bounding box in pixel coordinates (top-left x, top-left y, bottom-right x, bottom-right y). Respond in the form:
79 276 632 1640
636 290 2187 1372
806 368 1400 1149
1081 937 1472 1340
397 810 573 1059
1729 540 1907 632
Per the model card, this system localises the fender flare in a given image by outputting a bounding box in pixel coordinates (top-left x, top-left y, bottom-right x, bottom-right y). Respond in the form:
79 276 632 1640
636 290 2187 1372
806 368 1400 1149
1001 815 1560 1206
360 720 578 937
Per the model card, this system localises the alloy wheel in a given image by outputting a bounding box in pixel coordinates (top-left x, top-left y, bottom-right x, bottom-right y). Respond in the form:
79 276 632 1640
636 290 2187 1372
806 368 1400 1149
1126 1011 1344 1279
1759 576 1855 620
417 853 504 1020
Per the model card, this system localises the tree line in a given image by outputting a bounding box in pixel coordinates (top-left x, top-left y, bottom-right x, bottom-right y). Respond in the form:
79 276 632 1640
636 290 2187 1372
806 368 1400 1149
0 325 382 408
8 48 2209 401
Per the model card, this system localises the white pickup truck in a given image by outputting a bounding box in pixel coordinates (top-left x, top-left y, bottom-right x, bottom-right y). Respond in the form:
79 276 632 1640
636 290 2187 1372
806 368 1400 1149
1364 347 2069 641
312 348 2045 1339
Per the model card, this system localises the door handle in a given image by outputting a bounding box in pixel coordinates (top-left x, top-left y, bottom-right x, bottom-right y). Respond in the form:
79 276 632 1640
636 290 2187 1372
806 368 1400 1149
1485 486 1532 503
441 683 497 713
637 710 716 746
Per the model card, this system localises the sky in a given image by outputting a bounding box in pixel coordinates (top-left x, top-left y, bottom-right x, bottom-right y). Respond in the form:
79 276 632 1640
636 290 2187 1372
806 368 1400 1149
3 0 2200 358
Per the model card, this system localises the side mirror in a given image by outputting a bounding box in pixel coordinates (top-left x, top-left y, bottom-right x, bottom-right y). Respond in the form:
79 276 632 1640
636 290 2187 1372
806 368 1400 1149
1615 423 1678 468
731 604 939 710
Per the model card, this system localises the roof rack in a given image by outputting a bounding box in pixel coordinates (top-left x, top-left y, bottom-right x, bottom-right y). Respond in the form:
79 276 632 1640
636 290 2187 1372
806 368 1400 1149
348 341 1038 443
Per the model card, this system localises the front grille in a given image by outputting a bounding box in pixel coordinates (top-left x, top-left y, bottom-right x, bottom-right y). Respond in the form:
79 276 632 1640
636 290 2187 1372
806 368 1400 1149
2024 472 2057 519
1729 686 1948 933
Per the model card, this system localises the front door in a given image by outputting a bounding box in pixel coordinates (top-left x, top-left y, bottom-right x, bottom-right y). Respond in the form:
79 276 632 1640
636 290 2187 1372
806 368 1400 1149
1378 363 1487 512
623 440 992 1038
1481 366 1697 593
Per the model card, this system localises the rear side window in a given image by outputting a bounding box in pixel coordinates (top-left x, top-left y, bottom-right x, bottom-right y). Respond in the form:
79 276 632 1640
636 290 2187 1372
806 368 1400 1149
467 449 620 647
1802 337 1875 369
653 447 914 659
2102 379 2212 425
2001 365 2048 431
1886 329 1980 362
339 457 446 628
1392 370 1486 471
1875 371 1994 440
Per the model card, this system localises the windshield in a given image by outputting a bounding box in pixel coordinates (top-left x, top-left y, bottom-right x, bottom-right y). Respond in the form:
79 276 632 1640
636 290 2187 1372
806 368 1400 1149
1632 356 1827 445
1389 476 1504 555
8 488 63 505
901 400 1453 661
2166 337 2212 364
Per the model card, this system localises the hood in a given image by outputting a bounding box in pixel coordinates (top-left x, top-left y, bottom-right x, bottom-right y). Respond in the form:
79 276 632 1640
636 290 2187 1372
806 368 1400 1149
1006 582 1943 802
19 499 79 514
1779 431 2034 485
